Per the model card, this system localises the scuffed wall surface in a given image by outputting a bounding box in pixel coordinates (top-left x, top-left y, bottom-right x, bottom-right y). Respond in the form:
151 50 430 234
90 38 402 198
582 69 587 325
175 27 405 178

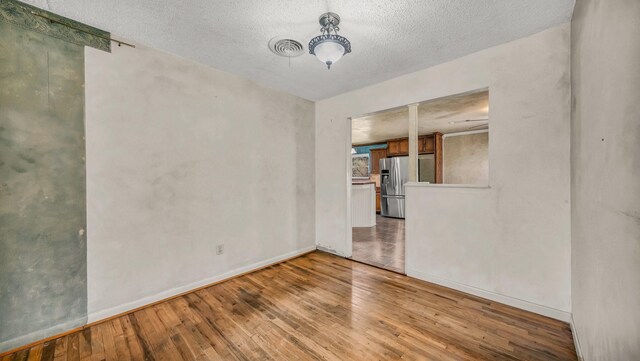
316 24 571 313
0 21 87 352
443 132 489 185
571 0 640 359
84 43 315 321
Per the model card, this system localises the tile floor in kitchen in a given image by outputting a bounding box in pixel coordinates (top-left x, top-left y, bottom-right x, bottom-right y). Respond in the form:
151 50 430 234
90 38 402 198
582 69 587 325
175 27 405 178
352 215 405 273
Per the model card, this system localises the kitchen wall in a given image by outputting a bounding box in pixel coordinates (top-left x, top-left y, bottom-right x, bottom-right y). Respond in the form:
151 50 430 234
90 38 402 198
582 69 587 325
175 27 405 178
84 43 316 321
443 132 489 185
571 0 640 359
316 24 571 318
0 21 87 351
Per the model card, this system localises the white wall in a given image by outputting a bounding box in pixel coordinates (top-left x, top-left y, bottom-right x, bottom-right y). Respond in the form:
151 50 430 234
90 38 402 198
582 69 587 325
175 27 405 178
85 43 315 321
571 0 640 359
316 24 571 318
443 132 489 185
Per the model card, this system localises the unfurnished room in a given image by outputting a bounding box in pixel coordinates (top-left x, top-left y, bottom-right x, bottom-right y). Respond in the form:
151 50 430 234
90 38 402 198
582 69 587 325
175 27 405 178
1 1 639 360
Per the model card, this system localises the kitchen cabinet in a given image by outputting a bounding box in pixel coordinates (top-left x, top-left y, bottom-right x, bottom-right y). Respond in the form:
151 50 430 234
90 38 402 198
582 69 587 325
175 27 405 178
370 148 387 174
351 183 376 227
419 135 435 154
387 135 435 156
376 187 381 213
386 138 409 156
387 139 399 155
382 133 443 183
435 132 443 184
398 138 409 155
363 133 443 181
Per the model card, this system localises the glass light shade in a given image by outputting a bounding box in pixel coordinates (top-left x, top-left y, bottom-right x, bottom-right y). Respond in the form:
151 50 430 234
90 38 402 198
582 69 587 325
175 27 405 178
313 41 345 68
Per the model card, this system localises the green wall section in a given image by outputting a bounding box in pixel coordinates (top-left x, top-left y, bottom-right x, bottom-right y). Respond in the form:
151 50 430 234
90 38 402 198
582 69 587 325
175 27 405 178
0 0 110 52
0 19 87 351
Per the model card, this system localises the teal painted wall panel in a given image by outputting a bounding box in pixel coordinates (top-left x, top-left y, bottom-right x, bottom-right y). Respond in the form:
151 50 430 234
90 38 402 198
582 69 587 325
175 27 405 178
352 143 387 155
0 19 87 351
353 143 387 169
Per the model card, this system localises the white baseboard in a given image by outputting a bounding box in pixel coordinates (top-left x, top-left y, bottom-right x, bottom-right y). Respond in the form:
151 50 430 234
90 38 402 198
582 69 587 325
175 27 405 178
316 245 349 257
0 316 86 354
570 315 584 361
406 268 571 322
88 245 316 323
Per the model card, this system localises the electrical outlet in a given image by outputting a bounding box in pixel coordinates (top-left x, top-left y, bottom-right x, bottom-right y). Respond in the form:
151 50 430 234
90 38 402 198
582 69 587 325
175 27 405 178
216 244 224 255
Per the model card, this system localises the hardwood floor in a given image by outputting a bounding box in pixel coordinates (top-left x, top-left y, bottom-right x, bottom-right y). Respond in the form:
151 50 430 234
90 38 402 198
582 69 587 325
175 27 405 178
1 251 577 360
352 215 405 273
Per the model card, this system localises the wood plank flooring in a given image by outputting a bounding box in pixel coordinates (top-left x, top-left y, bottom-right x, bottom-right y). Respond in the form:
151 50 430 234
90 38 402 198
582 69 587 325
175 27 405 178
1 251 577 360
352 215 405 273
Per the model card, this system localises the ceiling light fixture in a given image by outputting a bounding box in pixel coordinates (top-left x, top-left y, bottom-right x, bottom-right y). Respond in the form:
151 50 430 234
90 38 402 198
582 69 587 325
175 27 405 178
309 12 351 69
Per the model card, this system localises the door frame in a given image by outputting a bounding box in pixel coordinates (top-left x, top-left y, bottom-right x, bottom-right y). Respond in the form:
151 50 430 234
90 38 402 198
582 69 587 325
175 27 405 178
344 117 353 258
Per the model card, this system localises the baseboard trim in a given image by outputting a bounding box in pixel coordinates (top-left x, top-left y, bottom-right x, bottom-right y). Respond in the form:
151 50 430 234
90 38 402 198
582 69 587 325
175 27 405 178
0 246 316 357
570 315 584 361
88 245 317 322
0 317 86 355
316 245 346 257
406 268 571 322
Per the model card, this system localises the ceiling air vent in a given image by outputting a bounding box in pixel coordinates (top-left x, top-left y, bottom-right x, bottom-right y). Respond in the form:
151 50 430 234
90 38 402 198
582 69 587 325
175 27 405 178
268 37 304 57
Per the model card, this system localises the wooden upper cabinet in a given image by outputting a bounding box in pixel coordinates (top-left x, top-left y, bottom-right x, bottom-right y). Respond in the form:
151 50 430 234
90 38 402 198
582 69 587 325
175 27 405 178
370 148 387 174
398 138 409 155
387 139 400 156
418 136 426 153
381 132 443 183
387 136 434 156
387 138 409 156
420 135 435 154
434 132 443 184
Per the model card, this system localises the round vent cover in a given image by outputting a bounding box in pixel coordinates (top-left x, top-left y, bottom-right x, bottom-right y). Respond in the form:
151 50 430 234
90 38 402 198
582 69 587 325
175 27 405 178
268 37 304 57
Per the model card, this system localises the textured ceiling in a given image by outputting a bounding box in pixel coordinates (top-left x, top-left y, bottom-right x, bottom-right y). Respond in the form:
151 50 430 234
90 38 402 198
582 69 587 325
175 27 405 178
352 90 489 145
24 0 574 101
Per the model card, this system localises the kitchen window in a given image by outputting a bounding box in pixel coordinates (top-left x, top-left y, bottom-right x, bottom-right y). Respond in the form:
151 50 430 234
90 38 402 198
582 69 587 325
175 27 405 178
352 154 370 179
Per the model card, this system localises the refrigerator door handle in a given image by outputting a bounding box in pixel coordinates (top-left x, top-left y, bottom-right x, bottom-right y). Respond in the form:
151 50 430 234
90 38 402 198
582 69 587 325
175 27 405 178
381 195 404 199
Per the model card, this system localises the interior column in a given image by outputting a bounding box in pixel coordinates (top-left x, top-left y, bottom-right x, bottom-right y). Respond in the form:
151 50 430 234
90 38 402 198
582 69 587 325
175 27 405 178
407 103 419 182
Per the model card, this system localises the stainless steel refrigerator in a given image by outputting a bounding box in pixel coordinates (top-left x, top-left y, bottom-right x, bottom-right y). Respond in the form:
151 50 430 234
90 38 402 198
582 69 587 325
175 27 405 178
380 156 408 219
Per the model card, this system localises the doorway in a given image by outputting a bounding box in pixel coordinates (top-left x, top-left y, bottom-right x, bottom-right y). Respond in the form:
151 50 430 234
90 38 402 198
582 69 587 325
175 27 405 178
348 89 490 274
350 107 409 274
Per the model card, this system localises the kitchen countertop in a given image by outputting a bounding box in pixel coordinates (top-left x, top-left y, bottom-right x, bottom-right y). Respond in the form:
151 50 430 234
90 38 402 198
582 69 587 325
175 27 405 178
352 180 376 185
